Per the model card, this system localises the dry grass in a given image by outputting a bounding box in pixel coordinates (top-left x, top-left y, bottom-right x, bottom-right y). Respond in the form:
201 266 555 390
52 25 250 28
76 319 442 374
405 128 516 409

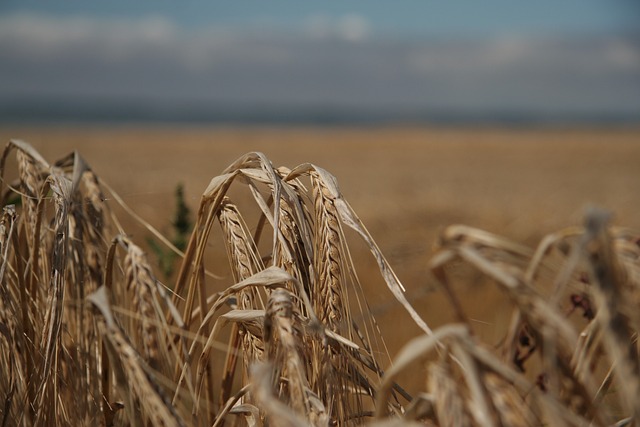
1 131 639 426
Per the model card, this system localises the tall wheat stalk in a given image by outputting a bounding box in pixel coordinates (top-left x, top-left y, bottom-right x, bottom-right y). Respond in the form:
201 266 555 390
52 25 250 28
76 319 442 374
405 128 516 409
1 140 639 426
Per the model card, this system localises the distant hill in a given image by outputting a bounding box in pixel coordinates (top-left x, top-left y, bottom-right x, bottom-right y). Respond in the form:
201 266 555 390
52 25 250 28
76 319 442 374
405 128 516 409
1 100 638 126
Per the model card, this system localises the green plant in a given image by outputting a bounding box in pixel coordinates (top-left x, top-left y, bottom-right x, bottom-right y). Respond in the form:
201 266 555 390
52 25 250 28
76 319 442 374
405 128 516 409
147 183 192 279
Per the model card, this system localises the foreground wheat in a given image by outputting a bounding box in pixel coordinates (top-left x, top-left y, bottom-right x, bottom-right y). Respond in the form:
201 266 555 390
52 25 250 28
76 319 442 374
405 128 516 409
0 140 638 426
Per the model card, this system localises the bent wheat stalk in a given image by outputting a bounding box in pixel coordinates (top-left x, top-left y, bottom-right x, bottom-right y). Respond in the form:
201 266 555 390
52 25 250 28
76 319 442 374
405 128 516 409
2 141 639 427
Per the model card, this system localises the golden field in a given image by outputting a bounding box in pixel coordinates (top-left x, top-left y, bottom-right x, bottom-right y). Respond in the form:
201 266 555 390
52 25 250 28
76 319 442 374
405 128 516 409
1 124 639 348
1 124 640 415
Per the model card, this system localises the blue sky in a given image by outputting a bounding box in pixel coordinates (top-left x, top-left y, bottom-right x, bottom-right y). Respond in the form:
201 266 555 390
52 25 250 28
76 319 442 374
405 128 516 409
0 1 638 122
2 0 638 36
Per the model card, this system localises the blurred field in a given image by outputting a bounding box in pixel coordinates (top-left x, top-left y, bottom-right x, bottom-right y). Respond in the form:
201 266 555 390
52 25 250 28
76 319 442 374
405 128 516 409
2 124 639 366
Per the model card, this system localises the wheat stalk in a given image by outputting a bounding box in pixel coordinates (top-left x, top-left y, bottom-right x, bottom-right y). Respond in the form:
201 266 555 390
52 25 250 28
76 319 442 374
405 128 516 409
2 141 639 427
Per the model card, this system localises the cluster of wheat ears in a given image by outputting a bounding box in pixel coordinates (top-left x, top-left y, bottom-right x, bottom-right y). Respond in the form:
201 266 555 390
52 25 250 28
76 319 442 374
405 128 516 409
0 140 639 426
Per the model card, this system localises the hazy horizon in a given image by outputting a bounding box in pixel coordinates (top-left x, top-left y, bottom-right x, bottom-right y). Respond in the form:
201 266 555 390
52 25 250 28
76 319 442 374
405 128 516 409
1 1 638 124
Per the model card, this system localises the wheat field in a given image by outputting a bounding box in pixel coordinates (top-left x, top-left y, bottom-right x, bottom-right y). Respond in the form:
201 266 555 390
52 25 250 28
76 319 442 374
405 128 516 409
0 125 639 426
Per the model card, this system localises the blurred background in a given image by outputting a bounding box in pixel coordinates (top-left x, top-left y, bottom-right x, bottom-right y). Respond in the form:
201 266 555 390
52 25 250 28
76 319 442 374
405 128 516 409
1 0 638 124
1 1 640 368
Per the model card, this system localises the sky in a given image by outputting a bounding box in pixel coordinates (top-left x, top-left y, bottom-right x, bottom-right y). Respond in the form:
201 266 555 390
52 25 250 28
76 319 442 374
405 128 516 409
0 1 639 123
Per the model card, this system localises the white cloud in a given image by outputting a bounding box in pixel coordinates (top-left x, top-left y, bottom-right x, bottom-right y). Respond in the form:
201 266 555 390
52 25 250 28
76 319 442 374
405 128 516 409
338 14 370 42
0 12 637 116
606 39 640 69
0 13 178 61
304 13 370 42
